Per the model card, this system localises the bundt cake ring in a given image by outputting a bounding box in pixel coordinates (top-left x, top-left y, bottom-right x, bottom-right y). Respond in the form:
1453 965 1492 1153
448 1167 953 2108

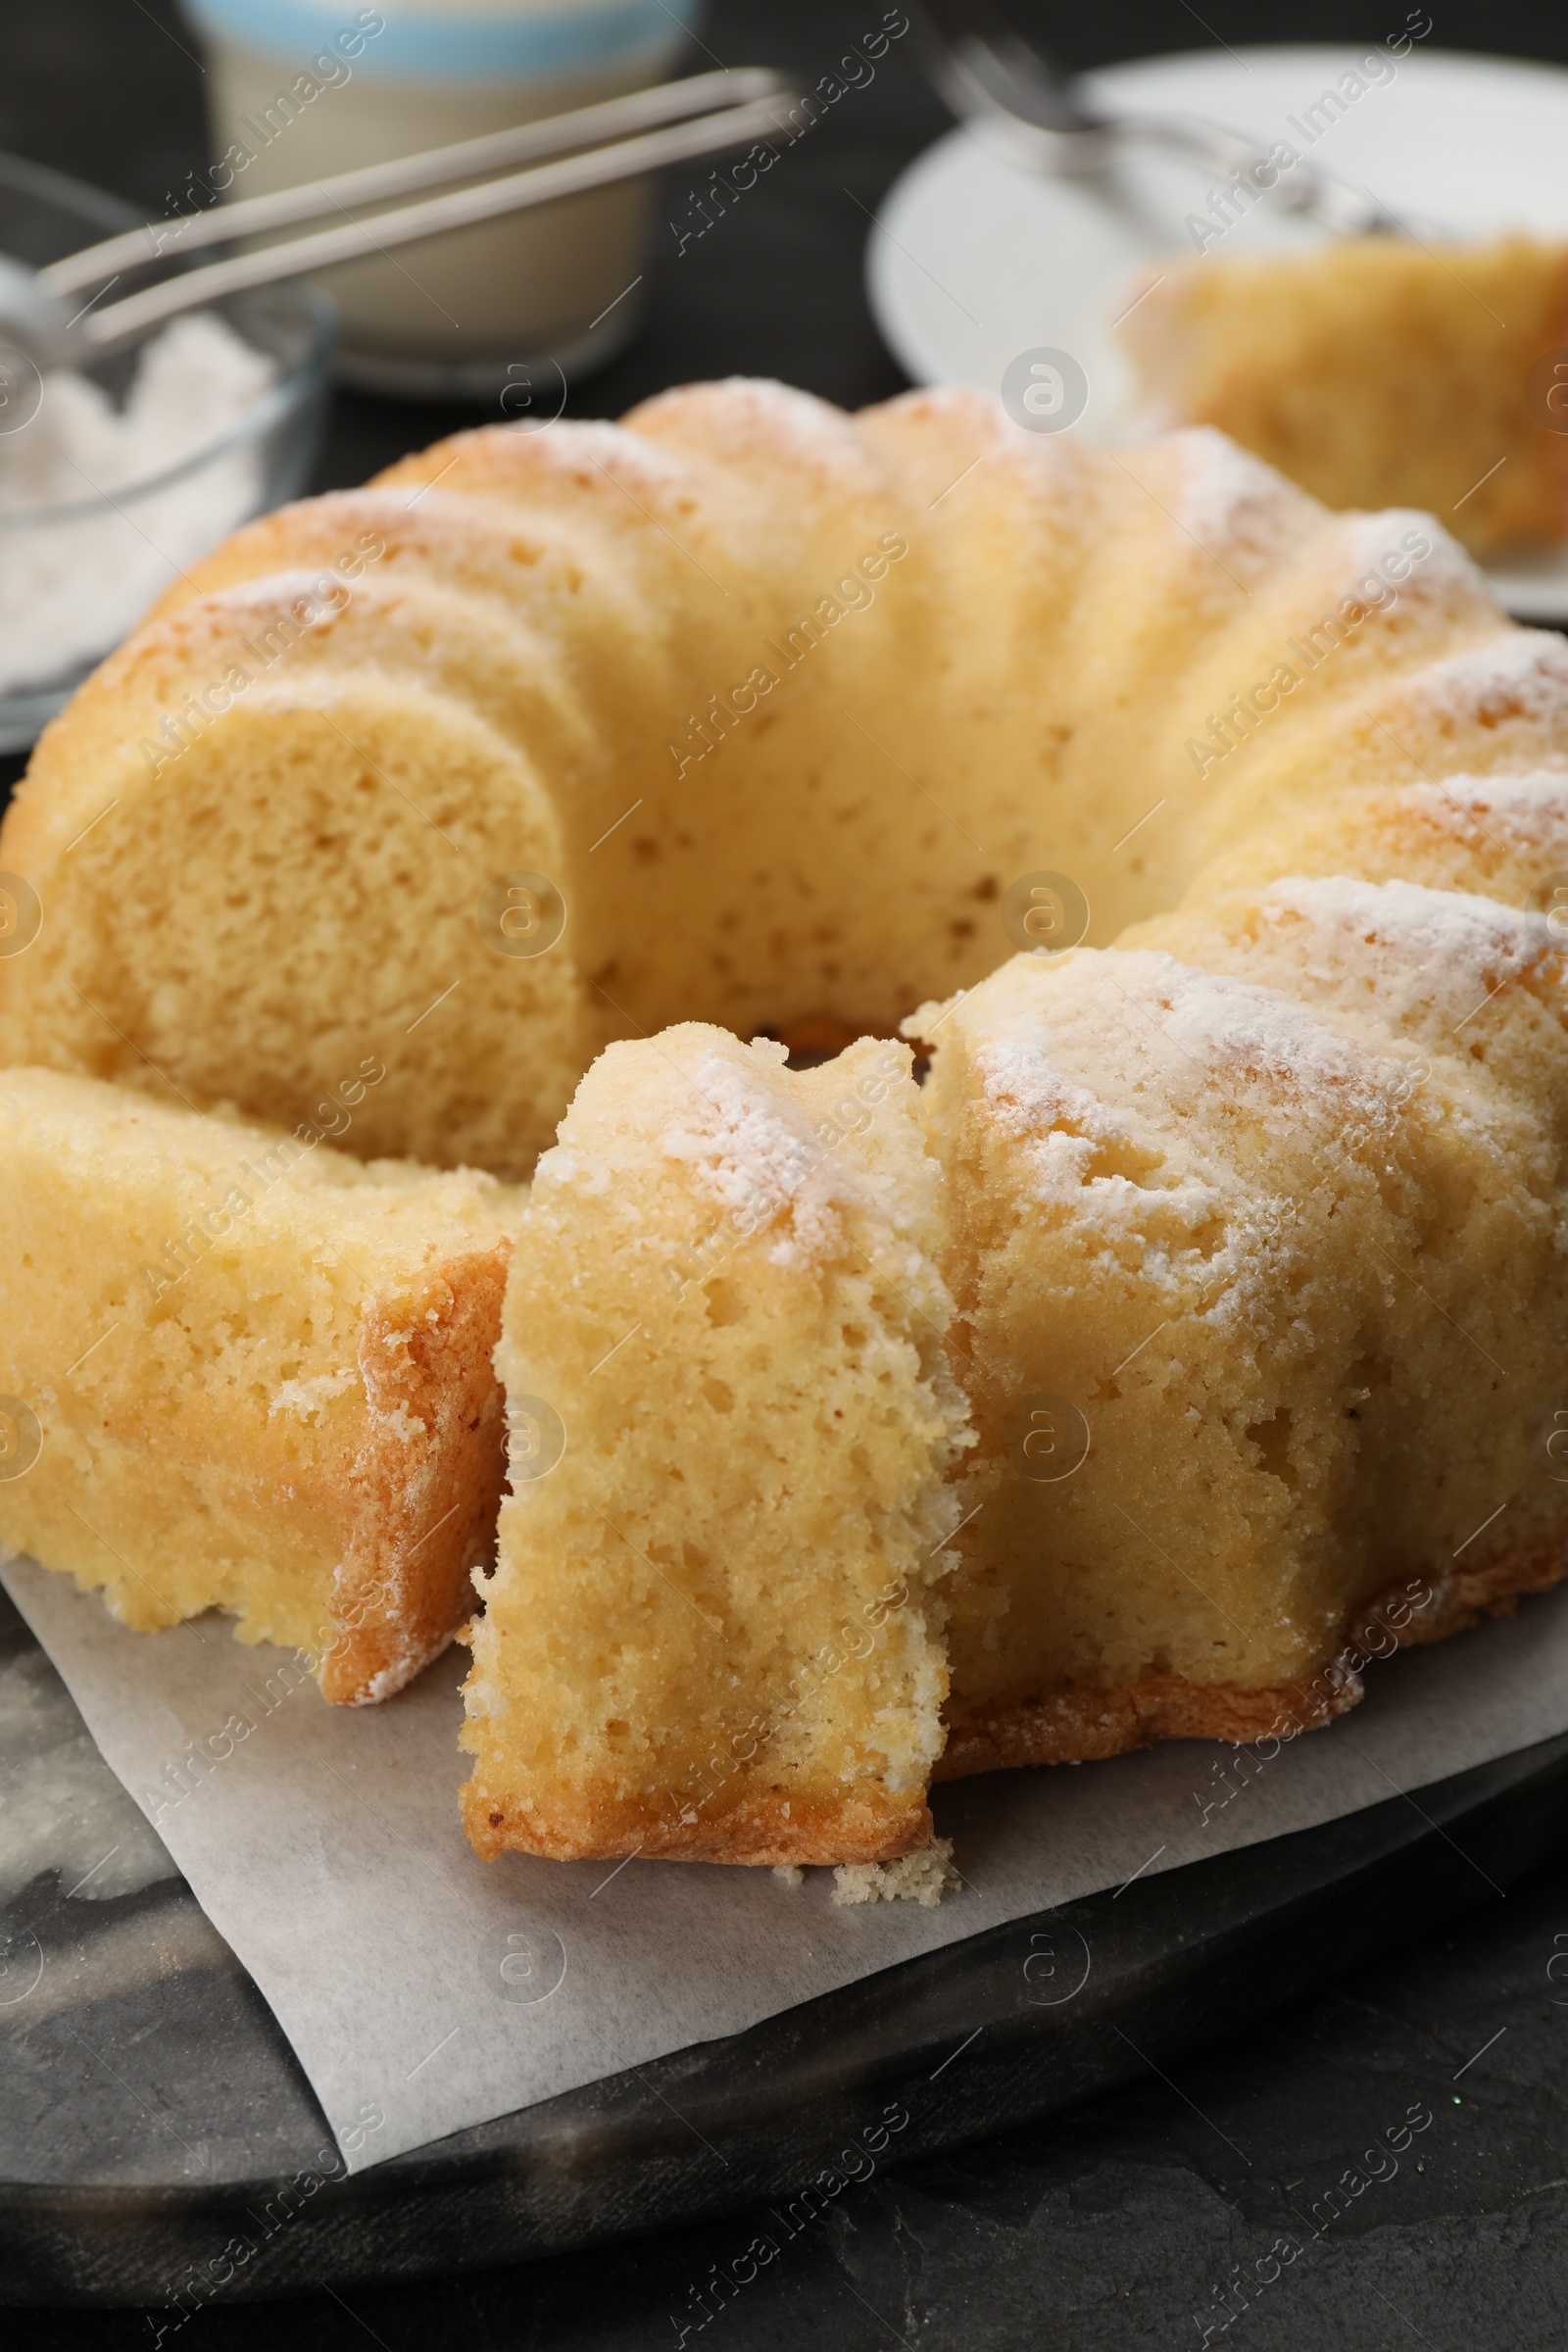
1 378 1567 1870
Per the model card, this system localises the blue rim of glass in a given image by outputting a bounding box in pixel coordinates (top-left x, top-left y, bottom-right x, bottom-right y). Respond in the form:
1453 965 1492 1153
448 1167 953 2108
0 147 339 533
182 0 699 81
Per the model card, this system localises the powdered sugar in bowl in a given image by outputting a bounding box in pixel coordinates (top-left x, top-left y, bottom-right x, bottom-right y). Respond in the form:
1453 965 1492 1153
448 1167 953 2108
0 150 334 751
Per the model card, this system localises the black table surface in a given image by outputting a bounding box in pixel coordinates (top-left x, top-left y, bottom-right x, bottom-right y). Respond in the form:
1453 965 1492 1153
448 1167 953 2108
5 2 1568 2344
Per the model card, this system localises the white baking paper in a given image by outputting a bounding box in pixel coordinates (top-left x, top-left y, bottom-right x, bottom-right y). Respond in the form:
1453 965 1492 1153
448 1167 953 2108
6 1553 1567 2175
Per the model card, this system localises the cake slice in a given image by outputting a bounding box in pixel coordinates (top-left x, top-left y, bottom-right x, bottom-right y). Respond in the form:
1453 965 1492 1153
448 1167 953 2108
1117 235 1568 553
461 1027 972 1865
0 1069 517 1701
912 930 1567 1775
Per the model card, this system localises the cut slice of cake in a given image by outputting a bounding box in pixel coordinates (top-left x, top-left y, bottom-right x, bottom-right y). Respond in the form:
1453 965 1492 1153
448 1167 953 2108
461 1027 972 1866
0 1069 518 1702
1117 235 1568 553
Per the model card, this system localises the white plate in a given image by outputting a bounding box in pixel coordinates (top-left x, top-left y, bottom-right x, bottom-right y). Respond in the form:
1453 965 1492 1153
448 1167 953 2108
868 43 1568 620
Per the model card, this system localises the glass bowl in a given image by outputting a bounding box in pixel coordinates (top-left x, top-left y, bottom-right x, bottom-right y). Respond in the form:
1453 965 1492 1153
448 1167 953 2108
0 150 337 752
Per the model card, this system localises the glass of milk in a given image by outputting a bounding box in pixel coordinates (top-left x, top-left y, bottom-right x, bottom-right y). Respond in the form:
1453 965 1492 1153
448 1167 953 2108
179 1 701 397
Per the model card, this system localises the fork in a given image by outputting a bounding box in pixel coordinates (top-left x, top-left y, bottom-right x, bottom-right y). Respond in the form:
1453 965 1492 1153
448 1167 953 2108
917 0 1400 236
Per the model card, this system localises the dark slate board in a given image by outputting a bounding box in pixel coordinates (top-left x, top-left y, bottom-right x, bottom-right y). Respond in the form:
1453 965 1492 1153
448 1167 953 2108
4 1579 1564 2307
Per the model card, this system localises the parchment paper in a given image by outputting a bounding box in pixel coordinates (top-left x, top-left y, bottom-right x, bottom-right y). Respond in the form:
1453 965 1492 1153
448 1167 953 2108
6 1553 1567 2175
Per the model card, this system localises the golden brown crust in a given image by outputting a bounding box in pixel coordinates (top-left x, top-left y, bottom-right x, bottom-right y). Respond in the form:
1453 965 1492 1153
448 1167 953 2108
1345 1540 1568 1652
464 1540 1568 1857
935 1539 1568 1781
935 1659 1364 1779
462 1778 933 1868
321 1242 511 1705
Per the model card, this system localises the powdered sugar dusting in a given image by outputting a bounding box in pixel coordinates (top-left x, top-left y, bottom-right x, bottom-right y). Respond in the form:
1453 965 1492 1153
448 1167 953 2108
959 962 1259 1292
876 383 1096 527
687 375 866 467
1167 426 1312 570
974 948 1397 1116
1259 875 1555 1005
894 381 1036 462
0 312 277 694
473 412 708 512
659 1046 845 1266
207 569 358 632
1321 510 1479 613
1391 769 1568 853
974 1039 1108 1144
1107 950 1396 1112
971 1032 1223 1236
1391 631 1568 736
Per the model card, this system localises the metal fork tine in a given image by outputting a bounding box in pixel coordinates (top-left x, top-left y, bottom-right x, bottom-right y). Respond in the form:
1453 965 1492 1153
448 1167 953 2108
915 1 1402 234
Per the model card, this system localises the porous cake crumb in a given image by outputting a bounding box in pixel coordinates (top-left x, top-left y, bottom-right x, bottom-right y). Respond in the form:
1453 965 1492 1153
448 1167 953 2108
461 1025 974 1866
772 1865 805 1888
1117 235 1568 553
832 1838 958 1907
0 1067 519 1701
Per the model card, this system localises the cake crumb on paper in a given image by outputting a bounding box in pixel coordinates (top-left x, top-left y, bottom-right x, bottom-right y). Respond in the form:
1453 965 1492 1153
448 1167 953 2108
832 1838 958 1908
773 1864 805 1887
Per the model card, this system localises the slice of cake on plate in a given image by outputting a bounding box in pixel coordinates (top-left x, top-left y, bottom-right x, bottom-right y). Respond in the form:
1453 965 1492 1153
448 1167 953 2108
461 1027 972 1865
0 1068 517 1701
1117 235 1568 553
